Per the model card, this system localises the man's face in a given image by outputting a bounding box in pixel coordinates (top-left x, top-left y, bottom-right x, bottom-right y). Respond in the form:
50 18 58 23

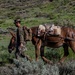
15 22 20 27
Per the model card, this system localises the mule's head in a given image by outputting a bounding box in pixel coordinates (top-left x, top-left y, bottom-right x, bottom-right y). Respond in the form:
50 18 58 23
38 25 46 37
8 31 16 53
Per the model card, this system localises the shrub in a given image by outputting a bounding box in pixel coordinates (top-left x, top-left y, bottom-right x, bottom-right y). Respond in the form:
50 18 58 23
59 60 75 75
45 48 61 63
1 58 75 75
12 58 59 75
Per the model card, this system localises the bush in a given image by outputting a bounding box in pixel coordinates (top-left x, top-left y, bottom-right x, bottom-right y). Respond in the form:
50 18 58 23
45 48 61 63
1 58 75 75
12 58 59 75
59 60 75 75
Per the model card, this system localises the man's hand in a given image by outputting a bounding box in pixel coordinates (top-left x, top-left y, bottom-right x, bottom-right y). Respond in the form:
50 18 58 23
20 43 23 47
19 42 27 51
18 43 23 51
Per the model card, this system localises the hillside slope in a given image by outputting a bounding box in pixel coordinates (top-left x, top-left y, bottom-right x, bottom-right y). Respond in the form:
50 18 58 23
0 0 74 28
0 0 51 19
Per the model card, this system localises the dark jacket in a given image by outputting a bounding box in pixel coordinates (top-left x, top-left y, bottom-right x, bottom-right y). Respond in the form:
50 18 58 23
16 26 24 47
16 26 27 57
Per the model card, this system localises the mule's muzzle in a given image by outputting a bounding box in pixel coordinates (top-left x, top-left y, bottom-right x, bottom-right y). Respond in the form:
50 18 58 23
8 47 14 53
8 49 12 53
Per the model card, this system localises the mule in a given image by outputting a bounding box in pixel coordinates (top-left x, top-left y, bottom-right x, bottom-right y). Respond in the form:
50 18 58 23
8 30 32 61
8 25 75 64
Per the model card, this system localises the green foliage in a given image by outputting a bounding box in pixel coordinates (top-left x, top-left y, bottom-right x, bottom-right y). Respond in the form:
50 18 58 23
25 42 35 59
0 0 74 28
0 1 75 75
0 34 15 64
45 48 61 63
22 18 51 27
12 58 59 75
11 58 75 75
59 60 75 75
1 58 75 75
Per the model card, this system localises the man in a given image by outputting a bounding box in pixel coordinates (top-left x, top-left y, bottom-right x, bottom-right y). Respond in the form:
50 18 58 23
14 18 27 59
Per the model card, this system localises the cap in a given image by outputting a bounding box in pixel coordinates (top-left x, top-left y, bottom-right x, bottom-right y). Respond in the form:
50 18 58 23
14 18 21 24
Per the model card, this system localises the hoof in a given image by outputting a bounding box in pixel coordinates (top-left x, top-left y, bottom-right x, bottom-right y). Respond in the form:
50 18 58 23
47 60 53 65
57 61 63 66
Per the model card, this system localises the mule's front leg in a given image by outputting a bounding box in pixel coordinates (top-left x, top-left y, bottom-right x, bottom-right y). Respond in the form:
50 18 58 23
35 46 40 61
40 46 53 64
35 40 42 61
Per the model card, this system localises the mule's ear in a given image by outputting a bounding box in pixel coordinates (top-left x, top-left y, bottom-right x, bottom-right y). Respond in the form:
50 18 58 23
9 31 16 37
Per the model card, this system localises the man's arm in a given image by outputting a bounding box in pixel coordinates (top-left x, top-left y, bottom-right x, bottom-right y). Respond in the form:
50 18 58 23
18 27 24 45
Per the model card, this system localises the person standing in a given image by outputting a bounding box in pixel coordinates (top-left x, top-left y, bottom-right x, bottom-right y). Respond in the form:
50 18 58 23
14 18 31 61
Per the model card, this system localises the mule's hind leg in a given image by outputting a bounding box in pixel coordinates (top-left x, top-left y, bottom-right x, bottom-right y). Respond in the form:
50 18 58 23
59 44 69 63
69 41 75 55
40 46 53 64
